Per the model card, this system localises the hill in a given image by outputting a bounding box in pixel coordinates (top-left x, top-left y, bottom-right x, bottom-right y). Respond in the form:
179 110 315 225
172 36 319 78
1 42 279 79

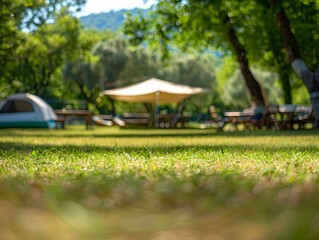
79 8 147 31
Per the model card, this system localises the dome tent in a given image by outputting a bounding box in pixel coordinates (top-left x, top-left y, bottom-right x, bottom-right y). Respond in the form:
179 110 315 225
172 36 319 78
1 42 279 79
0 93 57 128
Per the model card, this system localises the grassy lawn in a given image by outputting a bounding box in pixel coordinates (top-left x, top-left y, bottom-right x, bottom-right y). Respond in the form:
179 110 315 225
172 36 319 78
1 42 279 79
0 127 319 239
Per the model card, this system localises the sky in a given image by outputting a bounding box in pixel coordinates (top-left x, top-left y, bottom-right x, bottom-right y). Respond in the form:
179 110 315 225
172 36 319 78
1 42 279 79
77 0 157 16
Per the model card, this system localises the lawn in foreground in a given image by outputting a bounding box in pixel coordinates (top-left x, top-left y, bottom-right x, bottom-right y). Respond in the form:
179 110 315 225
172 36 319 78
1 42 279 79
0 127 319 240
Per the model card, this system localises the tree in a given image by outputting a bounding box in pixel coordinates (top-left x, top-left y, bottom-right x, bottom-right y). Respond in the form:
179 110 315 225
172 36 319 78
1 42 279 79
267 0 319 127
65 34 217 114
15 9 82 96
64 37 161 113
124 0 266 107
62 29 115 105
116 45 161 86
0 0 86 98
160 54 217 114
92 38 130 89
223 69 281 108
226 1 293 104
63 61 101 105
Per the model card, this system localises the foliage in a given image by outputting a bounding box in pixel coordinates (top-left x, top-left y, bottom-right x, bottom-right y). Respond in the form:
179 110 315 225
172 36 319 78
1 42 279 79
280 0 319 70
63 37 159 112
63 61 100 104
73 37 217 114
222 69 282 109
264 0 319 125
240 0 319 103
123 0 273 107
0 0 86 98
0 128 319 239
222 0 294 104
14 10 81 96
123 0 319 107
62 30 114 105
2 0 318 110
290 75 311 105
91 38 158 89
160 54 217 114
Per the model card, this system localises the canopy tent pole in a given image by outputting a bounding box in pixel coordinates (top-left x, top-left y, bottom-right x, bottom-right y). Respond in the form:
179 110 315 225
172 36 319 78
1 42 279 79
107 96 116 117
154 91 160 128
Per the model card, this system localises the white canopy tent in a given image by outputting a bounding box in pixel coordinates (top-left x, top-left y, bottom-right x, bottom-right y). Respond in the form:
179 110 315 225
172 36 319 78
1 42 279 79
101 78 209 127
102 78 207 104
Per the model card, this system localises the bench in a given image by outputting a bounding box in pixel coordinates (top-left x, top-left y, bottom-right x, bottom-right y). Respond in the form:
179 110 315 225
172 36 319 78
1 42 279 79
55 110 94 129
54 117 66 129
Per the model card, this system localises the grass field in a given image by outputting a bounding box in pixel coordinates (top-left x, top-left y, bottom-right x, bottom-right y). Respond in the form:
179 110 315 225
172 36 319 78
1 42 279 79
0 127 319 239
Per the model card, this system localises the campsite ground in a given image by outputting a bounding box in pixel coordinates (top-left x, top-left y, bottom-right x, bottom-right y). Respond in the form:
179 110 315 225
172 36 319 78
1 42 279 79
0 127 319 239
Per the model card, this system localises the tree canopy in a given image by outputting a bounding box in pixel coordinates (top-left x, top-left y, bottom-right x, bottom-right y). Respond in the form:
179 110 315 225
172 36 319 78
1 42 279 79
123 0 319 109
1 0 319 118
0 0 86 98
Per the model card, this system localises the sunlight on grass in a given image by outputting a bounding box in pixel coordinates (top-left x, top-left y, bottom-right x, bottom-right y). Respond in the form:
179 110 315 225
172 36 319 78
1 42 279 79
0 127 319 239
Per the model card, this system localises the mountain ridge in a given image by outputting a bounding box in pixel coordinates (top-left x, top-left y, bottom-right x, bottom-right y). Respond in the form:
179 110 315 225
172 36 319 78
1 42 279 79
79 8 147 31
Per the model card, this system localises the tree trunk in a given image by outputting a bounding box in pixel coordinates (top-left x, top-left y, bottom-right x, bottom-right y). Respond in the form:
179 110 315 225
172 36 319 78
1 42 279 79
272 49 293 104
224 15 265 107
269 0 319 127
278 67 292 104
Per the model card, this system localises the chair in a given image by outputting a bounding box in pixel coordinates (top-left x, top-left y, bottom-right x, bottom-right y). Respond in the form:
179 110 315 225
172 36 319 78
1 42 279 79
209 106 226 131
93 114 126 127
92 115 113 126
122 113 151 126
263 105 279 130
231 106 267 131
292 106 314 130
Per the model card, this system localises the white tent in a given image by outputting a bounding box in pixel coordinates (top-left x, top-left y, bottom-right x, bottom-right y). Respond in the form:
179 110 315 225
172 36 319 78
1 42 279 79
102 78 208 103
101 78 209 127
0 93 57 128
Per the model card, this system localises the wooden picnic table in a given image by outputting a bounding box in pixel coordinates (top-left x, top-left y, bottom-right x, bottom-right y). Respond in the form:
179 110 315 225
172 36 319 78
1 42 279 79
217 105 314 131
264 105 314 130
276 105 296 130
55 109 94 129
158 113 191 128
277 105 314 130
223 111 254 130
